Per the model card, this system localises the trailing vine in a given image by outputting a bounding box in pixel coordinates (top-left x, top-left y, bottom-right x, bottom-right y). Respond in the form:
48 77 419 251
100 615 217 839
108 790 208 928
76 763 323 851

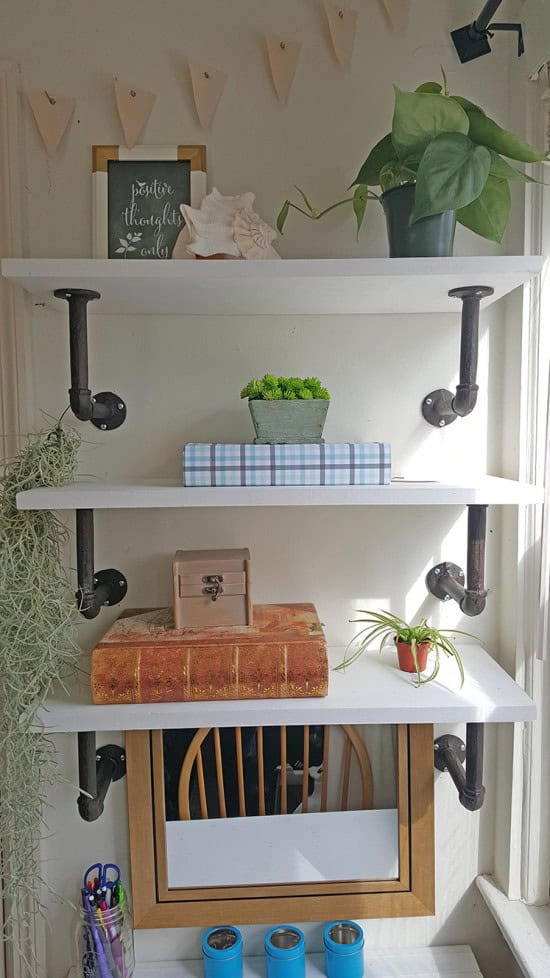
0 426 81 967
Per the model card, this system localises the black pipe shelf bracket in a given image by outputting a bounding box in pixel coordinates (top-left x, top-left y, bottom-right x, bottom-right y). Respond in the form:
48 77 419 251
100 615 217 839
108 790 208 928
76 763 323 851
426 504 488 617
451 0 524 64
76 509 127 619
422 286 494 429
54 288 127 430
434 724 486 811
77 732 126 822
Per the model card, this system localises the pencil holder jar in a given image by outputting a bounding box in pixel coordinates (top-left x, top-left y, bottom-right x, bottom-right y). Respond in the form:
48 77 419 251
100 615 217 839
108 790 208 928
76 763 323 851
265 926 306 978
75 902 135 978
202 926 243 978
323 921 364 978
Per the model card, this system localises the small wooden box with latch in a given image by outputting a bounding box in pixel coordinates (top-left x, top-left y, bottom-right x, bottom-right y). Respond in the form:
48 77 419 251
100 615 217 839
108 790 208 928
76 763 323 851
173 548 252 630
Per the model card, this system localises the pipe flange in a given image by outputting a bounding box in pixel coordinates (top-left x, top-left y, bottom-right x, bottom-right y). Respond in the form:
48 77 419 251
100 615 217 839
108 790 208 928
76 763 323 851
426 562 465 601
96 745 127 782
91 392 127 431
422 389 458 427
434 734 466 772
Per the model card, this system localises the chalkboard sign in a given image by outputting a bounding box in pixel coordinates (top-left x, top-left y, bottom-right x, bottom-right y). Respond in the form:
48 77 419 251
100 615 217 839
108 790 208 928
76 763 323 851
108 159 189 259
92 146 207 259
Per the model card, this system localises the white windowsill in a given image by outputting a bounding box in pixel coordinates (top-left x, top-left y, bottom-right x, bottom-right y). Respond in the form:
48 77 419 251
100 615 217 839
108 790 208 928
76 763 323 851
476 875 550 978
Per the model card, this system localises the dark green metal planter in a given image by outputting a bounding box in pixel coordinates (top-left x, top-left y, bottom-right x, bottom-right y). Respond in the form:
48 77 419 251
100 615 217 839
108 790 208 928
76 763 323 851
381 183 456 258
248 399 329 444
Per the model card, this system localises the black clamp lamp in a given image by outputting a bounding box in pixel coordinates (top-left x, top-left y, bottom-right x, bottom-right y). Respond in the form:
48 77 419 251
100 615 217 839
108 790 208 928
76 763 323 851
451 1 524 64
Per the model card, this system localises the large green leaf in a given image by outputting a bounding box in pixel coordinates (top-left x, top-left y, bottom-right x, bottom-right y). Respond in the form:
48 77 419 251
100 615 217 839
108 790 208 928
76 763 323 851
457 175 511 242
489 149 535 183
413 132 491 220
351 133 395 186
379 160 417 193
450 95 486 115
467 109 546 163
353 185 369 236
415 82 442 94
392 88 469 159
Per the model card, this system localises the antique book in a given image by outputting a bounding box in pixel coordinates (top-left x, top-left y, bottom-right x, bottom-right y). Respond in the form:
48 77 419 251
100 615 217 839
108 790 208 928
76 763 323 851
182 442 392 486
91 603 328 704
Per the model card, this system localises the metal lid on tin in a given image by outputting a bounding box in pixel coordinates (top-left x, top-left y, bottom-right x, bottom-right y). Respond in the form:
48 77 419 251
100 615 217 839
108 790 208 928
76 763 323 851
206 928 239 951
328 923 361 945
268 928 302 950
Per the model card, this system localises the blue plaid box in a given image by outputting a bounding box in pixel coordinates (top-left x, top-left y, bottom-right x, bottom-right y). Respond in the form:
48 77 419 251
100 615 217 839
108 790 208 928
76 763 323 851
183 443 391 487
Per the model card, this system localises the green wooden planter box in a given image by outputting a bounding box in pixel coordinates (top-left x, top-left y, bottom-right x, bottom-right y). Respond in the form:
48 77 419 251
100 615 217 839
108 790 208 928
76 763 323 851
248 399 330 444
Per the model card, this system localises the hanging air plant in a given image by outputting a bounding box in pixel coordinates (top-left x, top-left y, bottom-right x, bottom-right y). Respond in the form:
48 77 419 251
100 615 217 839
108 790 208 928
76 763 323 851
0 426 81 967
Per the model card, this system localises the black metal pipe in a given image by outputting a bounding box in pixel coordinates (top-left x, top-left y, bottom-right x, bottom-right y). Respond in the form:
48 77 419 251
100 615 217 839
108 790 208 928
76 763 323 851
76 509 100 619
449 287 494 418
77 737 127 822
463 724 486 811
453 291 480 417
55 289 103 422
434 726 486 811
462 505 488 616
472 0 502 34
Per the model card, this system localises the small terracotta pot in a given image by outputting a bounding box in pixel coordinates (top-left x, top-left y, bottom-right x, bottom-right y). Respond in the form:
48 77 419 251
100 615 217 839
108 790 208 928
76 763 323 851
395 639 431 674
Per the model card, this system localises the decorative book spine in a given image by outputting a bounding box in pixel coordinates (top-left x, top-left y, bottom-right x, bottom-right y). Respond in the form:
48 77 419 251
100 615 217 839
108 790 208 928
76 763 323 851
91 641 328 704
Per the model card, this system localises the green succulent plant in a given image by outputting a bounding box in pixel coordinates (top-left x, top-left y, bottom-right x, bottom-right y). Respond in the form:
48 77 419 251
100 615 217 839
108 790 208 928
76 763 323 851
278 70 547 244
240 375 330 401
335 608 478 686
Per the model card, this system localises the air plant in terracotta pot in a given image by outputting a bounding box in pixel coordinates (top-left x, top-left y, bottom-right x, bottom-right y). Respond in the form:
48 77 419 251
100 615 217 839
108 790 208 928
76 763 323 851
335 609 477 686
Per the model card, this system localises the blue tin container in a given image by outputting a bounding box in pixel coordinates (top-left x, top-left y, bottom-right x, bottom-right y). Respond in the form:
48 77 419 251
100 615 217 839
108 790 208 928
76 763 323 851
202 926 243 978
323 921 364 978
265 926 306 978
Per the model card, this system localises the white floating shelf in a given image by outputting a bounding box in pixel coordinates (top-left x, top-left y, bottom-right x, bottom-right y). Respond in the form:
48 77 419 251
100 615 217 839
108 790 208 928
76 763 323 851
67 947 483 978
1 256 542 316
35 644 535 734
15 477 543 511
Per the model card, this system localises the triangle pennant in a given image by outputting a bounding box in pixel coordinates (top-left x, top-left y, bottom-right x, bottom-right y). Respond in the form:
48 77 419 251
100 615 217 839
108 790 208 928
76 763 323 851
325 3 358 69
189 64 227 128
114 80 156 149
27 91 75 157
265 34 301 104
379 0 409 32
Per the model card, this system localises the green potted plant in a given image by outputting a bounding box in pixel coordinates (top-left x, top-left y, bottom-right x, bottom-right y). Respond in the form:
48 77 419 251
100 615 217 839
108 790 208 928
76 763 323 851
335 608 477 686
278 72 547 256
240 374 330 443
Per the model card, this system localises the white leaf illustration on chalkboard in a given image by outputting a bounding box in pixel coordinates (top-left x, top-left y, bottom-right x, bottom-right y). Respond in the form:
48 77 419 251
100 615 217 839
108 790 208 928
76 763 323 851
115 231 143 256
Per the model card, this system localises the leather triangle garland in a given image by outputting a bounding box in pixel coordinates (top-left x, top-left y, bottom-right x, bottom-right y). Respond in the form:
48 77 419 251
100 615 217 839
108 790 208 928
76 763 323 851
27 90 75 156
189 64 227 128
265 34 302 104
325 3 358 69
379 0 409 32
114 80 156 149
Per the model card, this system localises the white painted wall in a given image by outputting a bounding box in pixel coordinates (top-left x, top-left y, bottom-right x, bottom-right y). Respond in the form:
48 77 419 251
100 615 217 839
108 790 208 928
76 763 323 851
1 1 530 976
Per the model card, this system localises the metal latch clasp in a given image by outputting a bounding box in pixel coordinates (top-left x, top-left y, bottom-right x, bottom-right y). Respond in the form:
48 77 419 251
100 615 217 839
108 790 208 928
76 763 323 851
202 575 224 601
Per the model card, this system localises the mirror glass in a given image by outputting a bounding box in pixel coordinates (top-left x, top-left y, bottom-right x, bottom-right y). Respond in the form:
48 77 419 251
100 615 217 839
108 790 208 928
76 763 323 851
160 724 400 888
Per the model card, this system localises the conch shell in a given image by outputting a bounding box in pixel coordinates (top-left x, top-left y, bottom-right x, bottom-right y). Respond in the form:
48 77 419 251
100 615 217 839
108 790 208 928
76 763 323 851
175 187 279 259
233 207 279 260
180 187 255 258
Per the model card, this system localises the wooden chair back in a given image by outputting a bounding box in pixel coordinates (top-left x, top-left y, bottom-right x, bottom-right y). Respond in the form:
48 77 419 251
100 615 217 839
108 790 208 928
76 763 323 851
177 724 373 820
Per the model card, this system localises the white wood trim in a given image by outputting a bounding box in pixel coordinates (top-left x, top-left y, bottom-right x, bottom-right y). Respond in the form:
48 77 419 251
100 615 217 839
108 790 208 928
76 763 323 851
0 61 26 460
0 255 542 316
33 643 535 734
92 171 108 258
14 477 544 511
477 875 549 978
67 947 483 978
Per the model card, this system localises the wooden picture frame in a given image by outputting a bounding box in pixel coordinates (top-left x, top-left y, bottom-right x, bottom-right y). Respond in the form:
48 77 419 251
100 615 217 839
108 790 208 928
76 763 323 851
126 724 434 928
92 145 206 259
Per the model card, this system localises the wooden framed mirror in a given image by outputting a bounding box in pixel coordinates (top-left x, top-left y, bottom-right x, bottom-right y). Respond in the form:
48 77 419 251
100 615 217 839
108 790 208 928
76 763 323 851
126 723 434 927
